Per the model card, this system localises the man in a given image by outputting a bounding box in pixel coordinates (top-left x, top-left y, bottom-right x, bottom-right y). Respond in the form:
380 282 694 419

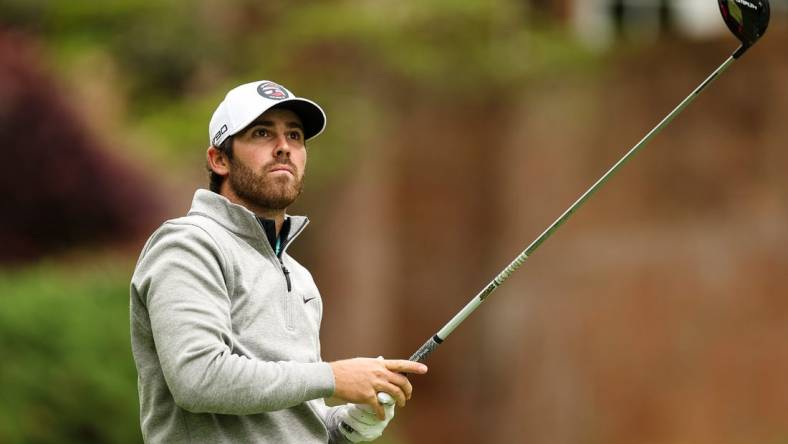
130 80 427 443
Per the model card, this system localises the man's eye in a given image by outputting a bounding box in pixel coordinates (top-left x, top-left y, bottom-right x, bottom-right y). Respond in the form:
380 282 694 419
289 132 302 140
254 129 269 137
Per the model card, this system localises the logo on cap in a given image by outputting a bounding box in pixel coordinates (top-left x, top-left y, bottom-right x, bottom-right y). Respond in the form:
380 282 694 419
213 124 228 146
257 82 289 100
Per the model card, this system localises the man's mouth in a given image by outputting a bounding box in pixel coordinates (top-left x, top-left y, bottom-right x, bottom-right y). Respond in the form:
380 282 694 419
268 165 295 176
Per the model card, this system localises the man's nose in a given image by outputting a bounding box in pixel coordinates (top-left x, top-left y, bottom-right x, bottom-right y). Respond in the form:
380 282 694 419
274 134 291 157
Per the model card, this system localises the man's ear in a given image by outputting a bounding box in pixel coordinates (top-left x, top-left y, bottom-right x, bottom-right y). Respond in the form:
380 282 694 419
207 145 230 177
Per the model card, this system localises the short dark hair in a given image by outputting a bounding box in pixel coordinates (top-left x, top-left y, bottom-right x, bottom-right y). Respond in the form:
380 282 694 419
208 136 234 193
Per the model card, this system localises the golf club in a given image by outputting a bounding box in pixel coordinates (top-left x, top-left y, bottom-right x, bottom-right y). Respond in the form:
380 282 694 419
404 0 770 366
342 0 770 433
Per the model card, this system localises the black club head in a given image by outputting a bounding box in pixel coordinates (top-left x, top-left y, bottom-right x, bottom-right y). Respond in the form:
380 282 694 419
719 0 770 54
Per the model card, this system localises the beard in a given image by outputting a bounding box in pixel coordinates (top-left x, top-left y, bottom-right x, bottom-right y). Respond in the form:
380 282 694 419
227 158 304 210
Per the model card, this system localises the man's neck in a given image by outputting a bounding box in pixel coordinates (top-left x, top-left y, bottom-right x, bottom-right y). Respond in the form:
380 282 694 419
220 189 286 236
254 208 286 236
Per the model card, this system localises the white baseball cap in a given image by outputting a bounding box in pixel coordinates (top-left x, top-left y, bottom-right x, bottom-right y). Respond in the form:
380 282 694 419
208 80 326 147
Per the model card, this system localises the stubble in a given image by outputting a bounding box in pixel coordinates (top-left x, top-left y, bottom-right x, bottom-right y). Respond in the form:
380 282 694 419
228 159 304 210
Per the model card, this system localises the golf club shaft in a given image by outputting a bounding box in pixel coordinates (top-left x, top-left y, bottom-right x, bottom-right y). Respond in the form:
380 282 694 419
408 49 740 364
348 47 745 434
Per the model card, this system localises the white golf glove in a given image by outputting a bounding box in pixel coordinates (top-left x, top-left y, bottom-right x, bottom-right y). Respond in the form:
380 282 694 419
337 395 395 443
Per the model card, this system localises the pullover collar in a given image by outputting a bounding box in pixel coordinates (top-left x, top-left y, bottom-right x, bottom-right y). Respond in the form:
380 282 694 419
258 217 291 257
188 189 308 257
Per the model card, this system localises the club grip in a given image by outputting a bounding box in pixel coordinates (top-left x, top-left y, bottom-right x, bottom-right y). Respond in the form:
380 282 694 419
408 335 442 363
339 392 395 437
377 391 394 405
340 339 440 437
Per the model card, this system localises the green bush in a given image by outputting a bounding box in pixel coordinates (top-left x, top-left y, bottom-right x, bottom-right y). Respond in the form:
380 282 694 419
0 260 141 444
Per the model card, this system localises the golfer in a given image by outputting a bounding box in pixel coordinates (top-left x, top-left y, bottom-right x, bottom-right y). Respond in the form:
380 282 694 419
130 80 427 443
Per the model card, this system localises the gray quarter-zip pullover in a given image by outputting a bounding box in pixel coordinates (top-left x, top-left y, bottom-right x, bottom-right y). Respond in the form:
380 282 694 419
130 189 349 443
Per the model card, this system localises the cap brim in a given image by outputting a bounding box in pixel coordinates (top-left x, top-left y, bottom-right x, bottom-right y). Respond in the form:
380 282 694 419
271 98 326 141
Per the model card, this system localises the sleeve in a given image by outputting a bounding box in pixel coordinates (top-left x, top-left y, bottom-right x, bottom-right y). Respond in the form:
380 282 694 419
132 222 336 415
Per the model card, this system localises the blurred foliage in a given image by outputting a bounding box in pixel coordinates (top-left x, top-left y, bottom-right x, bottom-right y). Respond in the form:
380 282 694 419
0 0 594 172
0 32 164 263
0 260 141 444
273 0 588 87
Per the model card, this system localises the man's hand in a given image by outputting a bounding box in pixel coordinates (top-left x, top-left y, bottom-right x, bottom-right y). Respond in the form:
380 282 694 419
329 358 428 420
337 401 395 443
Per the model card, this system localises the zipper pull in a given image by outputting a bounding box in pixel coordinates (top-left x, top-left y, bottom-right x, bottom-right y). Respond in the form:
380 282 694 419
281 264 292 292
